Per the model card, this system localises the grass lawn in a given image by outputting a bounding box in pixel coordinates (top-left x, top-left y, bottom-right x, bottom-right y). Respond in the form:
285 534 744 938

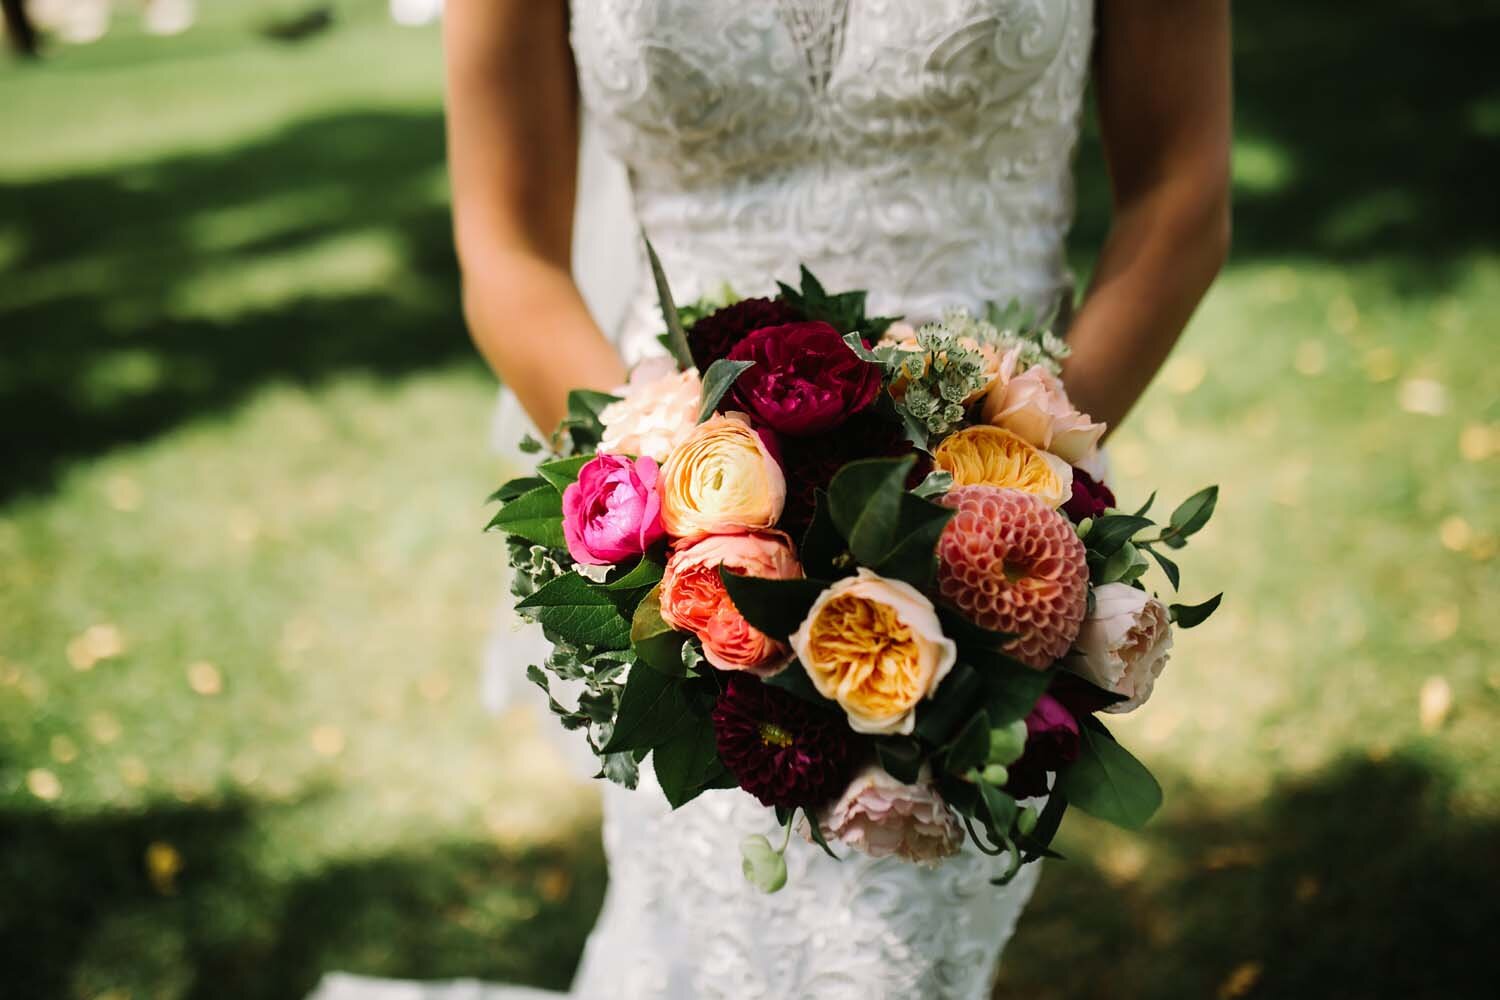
2 2 1497 999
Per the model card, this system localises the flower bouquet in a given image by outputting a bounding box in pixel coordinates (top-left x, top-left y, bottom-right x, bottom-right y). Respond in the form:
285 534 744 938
487 242 1221 891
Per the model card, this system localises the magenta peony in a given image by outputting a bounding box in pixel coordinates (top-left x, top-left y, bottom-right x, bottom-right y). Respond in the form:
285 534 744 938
711 674 858 809
808 764 965 866
936 485 1089 668
726 321 882 436
561 454 666 566
1004 693 1081 799
688 297 801 372
1062 465 1117 524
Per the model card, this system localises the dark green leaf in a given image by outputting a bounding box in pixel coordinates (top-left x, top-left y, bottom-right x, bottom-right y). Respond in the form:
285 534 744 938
915 664 985 744
969 655 1052 725
798 490 852 580
1145 546 1181 590
652 715 723 809
516 573 632 649
1020 791 1068 862
1170 592 1223 628
488 476 547 504
1056 720 1162 830
1085 514 1153 558
978 780 1018 834
718 570 828 639
607 556 665 592
1132 491 1157 518
630 585 690 676
873 494 956 588
875 738 923 785
558 389 620 450
802 807 841 859
942 710 992 777
536 455 592 495
762 662 827 706
644 235 694 370
487 485 566 548
697 358 755 422
828 456 917 565
600 665 695 753
1168 485 1219 540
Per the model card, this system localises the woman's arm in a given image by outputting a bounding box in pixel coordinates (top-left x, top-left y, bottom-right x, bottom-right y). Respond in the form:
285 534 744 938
444 0 627 435
1061 0 1233 431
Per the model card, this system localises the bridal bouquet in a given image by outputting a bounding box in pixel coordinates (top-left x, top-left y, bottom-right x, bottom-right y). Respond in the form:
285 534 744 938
488 243 1221 891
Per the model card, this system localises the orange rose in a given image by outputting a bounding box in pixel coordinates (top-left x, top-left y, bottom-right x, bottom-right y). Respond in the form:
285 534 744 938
659 531 802 674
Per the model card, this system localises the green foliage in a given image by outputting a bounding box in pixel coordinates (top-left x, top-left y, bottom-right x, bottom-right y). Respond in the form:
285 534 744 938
697 358 755 422
644 236 695 370
486 485 566 549
630 584 690 676
826 455 917 565
1056 719 1163 830
516 573 634 650
1170 593 1224 628
718 571 828 639
776 265 898 340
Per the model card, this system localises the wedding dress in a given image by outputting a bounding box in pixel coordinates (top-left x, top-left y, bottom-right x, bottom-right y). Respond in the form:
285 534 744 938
315 2 1095 998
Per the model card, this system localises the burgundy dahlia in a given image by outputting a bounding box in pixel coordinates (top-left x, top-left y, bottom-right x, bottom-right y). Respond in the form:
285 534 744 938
1004 693 1081 800
712 674 859 809
687 297 801 373
777 409 925 538
1062 466 1116 524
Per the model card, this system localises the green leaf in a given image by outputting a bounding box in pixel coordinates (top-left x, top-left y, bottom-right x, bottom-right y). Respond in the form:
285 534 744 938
600 665 694 753
488 475 547 504
1056 720 1162 830
487 485 566 548
968 655 1052 725
630 585 689 676
1132 491 1157 518
873 494 956 588
607 556 665 592
697 359 755 422
915 664 985 744
557 389 620 450
978 779 1018 835
643 235 694 370
828 455 917 566
652 715 723 809
942 710 992 777
1019 790 1068 862
798 491 852 581
802 807 841 859
536 455 592 495
1145 546 1181 590
516 573 632 649
762 662 827 706
1097 540 1149 586
1168 485 1219 540
1085 514 1153 558
1170 592 1223 628
913 469 954 499
718 570 828 639
875 738 923 785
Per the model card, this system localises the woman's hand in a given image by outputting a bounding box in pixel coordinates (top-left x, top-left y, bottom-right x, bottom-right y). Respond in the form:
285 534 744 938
444 0 626 435
1061 0 1233 431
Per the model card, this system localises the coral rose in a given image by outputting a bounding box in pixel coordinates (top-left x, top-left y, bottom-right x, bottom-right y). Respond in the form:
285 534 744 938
660 531 802 674
726 321 883 436
936 485 1090 668
981 348 1105 463
598 358 702 463
560 454 666 566
790 569 956 735
659 412 786 538
808 763 965 866
1064 582 1174 713
932 425 1073 508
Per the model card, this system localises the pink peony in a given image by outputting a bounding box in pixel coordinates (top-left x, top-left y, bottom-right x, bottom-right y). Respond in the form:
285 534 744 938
981 347 1105 463
936 485 1090 668
659 531 802 674
808 764 965 867
1064 583 1174 712
561 454 665 566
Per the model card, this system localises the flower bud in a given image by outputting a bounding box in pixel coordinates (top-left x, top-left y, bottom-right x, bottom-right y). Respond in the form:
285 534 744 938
981 764 1010 786
740 834 788 893
1017 805 1039 837
987 720 1029 765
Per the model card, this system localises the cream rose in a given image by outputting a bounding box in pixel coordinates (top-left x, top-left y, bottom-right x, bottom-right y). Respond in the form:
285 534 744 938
658 411 785 538
981 347 1105 464
790 569 956 735
932 425 1073 508
807 763 964 866
1064 582 1174 712
599 358 703 463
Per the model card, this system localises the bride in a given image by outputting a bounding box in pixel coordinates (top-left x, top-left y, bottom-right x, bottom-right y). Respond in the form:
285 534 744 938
338 2 1228 997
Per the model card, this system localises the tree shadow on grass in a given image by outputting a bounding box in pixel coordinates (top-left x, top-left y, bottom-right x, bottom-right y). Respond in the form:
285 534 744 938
998 751 1500 1000
1 791 605 1000
0 108 474 504
1070 0 1500 288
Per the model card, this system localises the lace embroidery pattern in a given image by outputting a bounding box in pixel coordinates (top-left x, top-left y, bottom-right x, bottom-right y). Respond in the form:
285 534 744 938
775 0 851 92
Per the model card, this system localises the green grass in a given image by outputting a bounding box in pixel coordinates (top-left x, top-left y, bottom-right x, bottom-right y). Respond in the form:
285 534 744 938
2 2 1498 999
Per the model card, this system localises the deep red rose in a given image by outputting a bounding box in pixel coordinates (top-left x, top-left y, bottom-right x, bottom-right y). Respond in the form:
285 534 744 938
712 674 859 809
687 297 801 373
726 321 883 437
1062 466 1117 524
1004 694 1081 800
777 409 924 539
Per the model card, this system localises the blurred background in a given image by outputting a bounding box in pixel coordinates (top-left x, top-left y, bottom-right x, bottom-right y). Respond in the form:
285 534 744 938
1 2 1496 998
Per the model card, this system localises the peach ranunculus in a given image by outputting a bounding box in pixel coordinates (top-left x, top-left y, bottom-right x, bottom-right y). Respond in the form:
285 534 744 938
598 357 703 463
659 412 785 538
790 569 957 735
931 425 1073 508
659 531 802 674
808 763 964 866
981 347 1105 464
1063 582 1174 713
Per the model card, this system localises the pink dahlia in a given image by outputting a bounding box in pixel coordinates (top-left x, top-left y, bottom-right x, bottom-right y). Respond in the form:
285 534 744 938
935 485 1089 668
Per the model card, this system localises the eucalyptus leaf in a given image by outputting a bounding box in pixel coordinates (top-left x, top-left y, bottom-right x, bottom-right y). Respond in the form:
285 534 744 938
697 359 755 422
1056 720 1162 830
1170 592 1223 628
644 235 694 370
487 485 566 548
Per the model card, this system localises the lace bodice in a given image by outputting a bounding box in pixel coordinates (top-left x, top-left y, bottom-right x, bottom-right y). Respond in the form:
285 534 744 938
571 0 1096 361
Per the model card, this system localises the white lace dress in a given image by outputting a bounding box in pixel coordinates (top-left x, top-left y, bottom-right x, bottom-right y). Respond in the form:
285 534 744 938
316 2 1094 998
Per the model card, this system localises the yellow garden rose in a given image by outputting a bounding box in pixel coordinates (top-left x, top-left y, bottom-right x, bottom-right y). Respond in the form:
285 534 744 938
791 570 957 735
659 411 785 538
932 425 1073 508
